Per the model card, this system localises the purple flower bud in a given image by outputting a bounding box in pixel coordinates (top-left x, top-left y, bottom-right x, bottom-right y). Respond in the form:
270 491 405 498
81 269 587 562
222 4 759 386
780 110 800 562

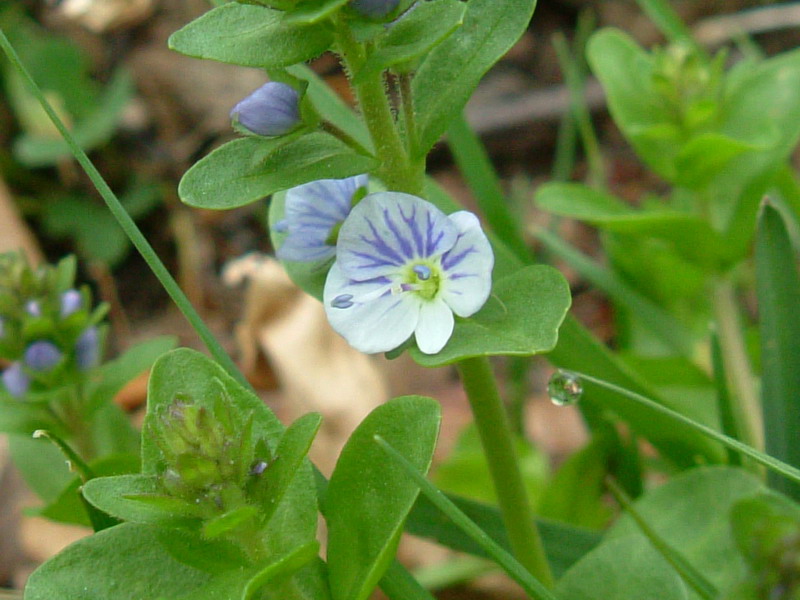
350 0 400 18
230 82 300 137
24 341 62 372
60 289 83 318
75 327 100 370
25 300 42 317
2 362 30 398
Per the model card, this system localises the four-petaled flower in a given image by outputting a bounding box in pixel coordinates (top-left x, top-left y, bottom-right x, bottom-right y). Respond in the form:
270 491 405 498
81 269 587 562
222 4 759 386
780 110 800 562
275 175 368 263
323 192 493 354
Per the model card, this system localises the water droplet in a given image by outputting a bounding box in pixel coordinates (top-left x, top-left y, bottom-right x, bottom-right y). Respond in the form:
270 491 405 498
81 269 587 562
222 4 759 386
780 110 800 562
548 370 583 406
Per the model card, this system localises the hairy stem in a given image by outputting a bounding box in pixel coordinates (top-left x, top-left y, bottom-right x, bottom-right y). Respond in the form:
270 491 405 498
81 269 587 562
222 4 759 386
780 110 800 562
456 356 554 587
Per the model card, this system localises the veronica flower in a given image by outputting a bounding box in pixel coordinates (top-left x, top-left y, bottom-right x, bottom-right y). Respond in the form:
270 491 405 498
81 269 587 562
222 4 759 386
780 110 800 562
275 175 369 263
323 192 494 354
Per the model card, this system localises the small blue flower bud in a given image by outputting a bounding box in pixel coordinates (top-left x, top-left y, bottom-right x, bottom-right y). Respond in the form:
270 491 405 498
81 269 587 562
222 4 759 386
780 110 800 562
350 0 400 18
25 300 42 317
2 362 30 398
230 82 300 137
60 289 82 318
24 341 62 372
75 326 99 370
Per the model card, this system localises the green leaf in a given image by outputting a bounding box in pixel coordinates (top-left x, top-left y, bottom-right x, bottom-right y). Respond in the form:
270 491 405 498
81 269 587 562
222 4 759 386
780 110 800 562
539 437 613 530
83 474 204 526
353 0 466 84
755 200 800 499
548 317 727 467
0 399 55 436
673 133 760 190
9 434 74 503
35 453 139 527
284 0 348 24
608 467 764 590
406 493 601 578
730 492 800 566
13 68 133 167
408 265 571 367
586 29 678 180
535 182 728 266
433 423 549 507
168 3 333 68
256 412 322 524
287 64 372 152
554 536 689 600
326 396 440 600
412 0 537 156
23 523 214 600
179 133 378 210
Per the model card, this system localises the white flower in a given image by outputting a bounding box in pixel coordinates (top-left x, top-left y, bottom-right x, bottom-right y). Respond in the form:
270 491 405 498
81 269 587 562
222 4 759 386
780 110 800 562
275 175 368 263
323 192 494 354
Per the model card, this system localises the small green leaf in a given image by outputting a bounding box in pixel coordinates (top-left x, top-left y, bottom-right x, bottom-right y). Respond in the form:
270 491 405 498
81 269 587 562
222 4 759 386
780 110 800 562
534 182 728 266
554 536 689 600
203 505 260 539
755 200 800 499
23 523 213 600
284 0 348 24
608 467 764 590
674 133 760 190
83 474 203 526
168 3 333 68
255 412 322 525
353 0 466 84
179 133 378 210
406 493 601 577
412 0 537 156
409 265 571 367
326 396 440 600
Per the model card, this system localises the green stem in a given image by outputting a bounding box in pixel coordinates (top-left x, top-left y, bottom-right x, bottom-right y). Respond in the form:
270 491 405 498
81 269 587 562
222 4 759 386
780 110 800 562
456 356 554 587
398 72 419 158
333 18 423 195
712 280 763 452
0 29 251 392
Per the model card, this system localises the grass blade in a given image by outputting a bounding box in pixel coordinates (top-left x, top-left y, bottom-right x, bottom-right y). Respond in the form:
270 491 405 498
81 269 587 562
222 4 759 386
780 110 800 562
375 435 559 600
755 199 800 498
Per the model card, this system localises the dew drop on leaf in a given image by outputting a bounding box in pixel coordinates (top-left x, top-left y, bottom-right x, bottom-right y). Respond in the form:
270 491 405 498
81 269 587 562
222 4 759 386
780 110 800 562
547 369 583 406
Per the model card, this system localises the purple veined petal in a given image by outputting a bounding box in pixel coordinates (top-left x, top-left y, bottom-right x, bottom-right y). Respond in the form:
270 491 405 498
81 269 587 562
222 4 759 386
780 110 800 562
414 298 454 354
60 289 82 318
440 211 494 317
276 175 368 263
337 192 459 281
2 362 30 398
24 341 62 372
324 262 420 354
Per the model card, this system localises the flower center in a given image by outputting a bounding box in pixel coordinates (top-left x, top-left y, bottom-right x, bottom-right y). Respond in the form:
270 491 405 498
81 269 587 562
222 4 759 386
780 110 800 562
404 261 441 301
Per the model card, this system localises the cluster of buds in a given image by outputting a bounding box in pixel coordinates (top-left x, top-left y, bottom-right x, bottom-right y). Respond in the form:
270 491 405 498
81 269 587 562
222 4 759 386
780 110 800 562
0 252 104 399
152 395 269 519
651 42 725 132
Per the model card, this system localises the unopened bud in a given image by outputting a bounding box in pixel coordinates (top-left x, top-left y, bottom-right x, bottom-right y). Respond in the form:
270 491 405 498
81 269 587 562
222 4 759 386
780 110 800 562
60 289 83 318
24 341 62 372
230 82 300 137
2 362 30 398
350 0 400 18
25 300 42 317
75 326 99 370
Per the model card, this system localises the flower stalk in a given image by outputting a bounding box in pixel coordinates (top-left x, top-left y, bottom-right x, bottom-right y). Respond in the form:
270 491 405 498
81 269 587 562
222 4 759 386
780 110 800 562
456 356 555 587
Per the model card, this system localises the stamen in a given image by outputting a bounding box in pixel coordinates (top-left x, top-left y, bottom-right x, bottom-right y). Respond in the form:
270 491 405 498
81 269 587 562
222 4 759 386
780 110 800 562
330 294 354 309
413 264 431 280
